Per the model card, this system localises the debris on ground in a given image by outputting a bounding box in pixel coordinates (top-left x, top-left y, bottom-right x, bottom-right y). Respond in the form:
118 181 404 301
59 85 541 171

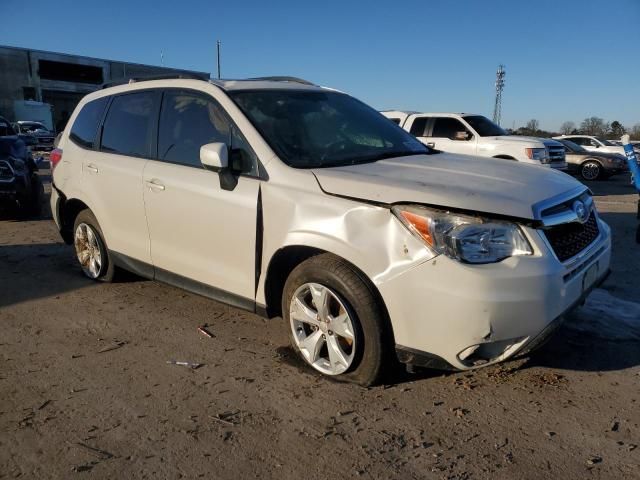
166 360 203 369
96 341 127 354
198 325 214 338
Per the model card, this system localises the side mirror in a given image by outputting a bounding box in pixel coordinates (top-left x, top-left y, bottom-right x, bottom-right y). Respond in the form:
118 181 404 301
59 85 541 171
200 142 229 171
200 142 238 191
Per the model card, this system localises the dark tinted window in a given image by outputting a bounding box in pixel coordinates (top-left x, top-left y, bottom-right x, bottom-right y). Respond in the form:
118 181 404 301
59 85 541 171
432 117 471 140
69 97 108 148
569 137 587 146
101 92 156 157
388 118 401 125
409 118 428 136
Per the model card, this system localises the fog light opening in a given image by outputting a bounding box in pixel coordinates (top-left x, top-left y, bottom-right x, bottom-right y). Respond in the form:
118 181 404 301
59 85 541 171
457 337 528 367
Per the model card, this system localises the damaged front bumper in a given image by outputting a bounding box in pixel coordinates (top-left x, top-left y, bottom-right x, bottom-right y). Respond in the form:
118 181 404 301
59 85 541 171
379 218 612 371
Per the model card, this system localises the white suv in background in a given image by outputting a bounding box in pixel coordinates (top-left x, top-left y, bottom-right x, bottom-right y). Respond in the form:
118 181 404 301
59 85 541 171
383 111 567 169
50 76 610 385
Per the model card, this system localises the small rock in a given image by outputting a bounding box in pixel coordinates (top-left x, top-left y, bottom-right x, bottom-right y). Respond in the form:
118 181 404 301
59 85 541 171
610 421 619 432
545 431 556 438
586 456 602 466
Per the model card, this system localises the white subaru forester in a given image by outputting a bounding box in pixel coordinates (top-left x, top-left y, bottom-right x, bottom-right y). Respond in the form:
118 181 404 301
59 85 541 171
50 76 611 385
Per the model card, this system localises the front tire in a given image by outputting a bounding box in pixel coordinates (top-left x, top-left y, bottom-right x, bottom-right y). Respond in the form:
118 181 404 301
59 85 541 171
580 160 602 181
73 209 115 282
282 253 391 386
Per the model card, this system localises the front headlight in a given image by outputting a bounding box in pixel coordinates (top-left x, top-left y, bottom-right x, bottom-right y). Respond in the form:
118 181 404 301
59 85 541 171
525 147 549 163
392 205 533 264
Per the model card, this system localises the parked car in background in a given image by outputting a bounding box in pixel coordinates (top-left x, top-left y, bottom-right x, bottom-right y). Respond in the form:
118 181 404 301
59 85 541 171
12 121 56 151
553 135 638 158
557 138 628 180
51 77 610 385
0 116 44 216
383 111 567 169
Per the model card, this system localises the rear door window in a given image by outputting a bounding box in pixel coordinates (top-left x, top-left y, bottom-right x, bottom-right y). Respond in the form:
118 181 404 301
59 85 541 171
409 118 428 136
69 97 109 149
100 91 157 158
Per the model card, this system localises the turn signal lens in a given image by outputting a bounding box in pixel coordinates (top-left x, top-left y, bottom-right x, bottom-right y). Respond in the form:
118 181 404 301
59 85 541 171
398 210 434 247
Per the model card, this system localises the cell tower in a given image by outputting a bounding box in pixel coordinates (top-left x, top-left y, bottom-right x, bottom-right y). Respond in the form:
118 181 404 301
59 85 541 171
493 64 506 126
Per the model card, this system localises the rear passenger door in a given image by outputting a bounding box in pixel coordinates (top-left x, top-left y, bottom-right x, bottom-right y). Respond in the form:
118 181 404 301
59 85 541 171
81 91 159 266
142 89 261 304
423 117 477 156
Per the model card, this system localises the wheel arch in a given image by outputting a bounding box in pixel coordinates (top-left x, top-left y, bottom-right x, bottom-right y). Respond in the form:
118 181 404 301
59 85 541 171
58 196 92 244
581 157 604 167
263 245 393 341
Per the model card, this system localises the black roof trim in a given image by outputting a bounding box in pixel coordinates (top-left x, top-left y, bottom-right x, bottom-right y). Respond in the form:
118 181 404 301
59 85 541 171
246 76 316 86
101 73 210 89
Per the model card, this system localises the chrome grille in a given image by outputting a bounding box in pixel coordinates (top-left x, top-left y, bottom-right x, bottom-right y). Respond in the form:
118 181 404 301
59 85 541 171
548 146 566 163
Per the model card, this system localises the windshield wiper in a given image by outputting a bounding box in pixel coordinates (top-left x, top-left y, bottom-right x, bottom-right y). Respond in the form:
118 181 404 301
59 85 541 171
345 150 426 165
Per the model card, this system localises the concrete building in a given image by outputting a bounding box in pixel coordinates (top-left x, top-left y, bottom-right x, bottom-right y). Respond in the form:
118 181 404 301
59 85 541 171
0 45 209 131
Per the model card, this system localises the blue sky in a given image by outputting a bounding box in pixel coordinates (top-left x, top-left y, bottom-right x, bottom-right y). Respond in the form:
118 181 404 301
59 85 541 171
1 0 639 131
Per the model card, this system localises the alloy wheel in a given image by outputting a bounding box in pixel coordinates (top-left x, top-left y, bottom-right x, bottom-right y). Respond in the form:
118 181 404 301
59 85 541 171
289 283 356 375
74 223 103 278
582 162 600 181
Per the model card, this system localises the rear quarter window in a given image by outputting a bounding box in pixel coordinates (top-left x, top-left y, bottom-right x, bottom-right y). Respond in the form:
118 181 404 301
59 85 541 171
69 97 109 149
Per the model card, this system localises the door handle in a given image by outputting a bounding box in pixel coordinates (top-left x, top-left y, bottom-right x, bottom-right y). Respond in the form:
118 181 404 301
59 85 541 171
426 142 435 148
86 164 98 173
146 179 165 191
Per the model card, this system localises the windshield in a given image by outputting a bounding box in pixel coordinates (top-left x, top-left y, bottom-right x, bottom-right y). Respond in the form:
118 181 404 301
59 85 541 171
20 122 48 133
463 115 507 137
559 139 586 153
229 90 428 168
596 137 613 146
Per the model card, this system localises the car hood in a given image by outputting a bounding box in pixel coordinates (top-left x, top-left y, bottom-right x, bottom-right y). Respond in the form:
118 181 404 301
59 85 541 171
480 135 563 147
312 153 584 220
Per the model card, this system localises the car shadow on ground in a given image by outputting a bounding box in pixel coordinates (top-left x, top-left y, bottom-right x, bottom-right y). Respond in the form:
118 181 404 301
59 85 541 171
0 242 147 308
521 323 640 373
584 174 637 197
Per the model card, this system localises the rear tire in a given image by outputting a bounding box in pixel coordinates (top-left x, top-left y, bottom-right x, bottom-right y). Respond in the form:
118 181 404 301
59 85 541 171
282 253 392 386
73 209 116 282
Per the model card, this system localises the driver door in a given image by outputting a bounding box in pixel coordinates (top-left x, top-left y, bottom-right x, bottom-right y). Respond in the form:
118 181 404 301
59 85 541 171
142 89 262 303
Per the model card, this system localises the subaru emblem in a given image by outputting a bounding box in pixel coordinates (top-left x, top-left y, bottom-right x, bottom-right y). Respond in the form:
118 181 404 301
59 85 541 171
572 200 589 223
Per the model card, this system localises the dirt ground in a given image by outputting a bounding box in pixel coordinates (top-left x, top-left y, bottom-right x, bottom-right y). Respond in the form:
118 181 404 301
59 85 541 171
1 170 639 480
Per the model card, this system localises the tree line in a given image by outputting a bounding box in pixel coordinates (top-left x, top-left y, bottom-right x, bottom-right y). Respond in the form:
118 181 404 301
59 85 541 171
510 117 640 140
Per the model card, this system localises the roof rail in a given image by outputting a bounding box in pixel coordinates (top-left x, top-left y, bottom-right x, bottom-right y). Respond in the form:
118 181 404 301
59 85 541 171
101 72 210 89
247 76 316 86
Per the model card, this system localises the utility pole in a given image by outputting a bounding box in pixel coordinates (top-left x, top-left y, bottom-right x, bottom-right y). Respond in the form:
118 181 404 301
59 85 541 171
216 40 221 79
493 64 506 126
161 50 164 67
